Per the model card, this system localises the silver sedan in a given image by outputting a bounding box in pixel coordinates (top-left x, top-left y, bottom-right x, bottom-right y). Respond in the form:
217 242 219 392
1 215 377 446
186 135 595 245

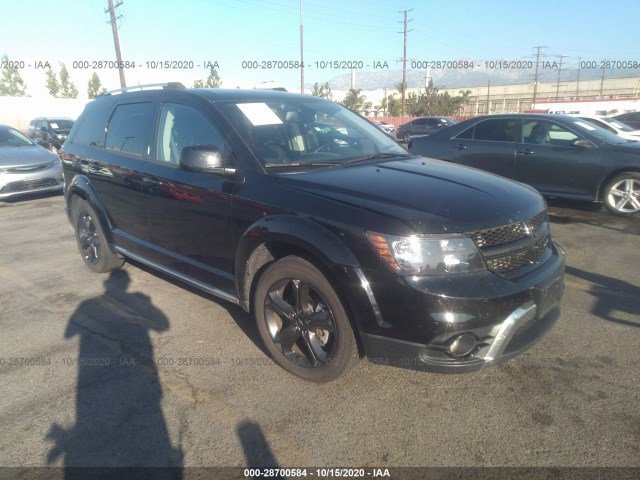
0 125 64 200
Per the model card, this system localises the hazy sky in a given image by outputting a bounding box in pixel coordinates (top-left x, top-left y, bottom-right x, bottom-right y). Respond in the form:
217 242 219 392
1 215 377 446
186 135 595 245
2 0 639 97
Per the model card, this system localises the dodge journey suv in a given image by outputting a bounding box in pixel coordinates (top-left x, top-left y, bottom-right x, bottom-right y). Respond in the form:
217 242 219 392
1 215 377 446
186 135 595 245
61 83 564 382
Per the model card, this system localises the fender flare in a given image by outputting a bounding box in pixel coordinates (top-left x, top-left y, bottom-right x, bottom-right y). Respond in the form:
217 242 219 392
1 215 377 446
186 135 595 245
66 175 115 244
234 215 361 309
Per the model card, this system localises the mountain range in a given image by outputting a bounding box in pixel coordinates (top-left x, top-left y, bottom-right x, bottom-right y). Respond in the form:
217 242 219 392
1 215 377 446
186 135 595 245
316 66 640 91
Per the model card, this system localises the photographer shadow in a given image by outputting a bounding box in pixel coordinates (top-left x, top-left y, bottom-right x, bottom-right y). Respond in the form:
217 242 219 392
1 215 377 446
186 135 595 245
46 269 183 479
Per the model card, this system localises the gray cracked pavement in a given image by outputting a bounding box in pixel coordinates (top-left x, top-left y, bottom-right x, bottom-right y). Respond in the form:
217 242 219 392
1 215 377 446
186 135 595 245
0 194 638 473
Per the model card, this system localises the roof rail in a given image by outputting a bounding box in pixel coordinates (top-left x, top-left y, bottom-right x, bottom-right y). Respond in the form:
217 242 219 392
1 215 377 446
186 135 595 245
100 82 186 96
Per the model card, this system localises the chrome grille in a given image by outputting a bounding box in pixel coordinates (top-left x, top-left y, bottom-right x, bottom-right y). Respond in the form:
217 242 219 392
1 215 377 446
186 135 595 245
468 211 550 274
7 162 52 174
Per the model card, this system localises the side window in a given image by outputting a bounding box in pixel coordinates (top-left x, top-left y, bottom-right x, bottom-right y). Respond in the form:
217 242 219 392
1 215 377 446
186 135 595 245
524 120 578 146
456 126 474 140
105 102 155 157
155 103 225 165
414 118 428 126
473 119 519 142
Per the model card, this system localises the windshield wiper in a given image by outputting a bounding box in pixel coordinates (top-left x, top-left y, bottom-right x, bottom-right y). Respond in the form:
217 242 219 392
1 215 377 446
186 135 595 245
264 161 341 168
343 152 414 164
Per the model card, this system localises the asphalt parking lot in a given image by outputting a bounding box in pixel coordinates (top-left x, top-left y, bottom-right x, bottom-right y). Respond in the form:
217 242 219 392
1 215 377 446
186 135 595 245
0 193 638 477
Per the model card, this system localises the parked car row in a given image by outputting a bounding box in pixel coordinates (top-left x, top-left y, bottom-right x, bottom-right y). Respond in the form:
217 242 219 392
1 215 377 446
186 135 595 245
408 114 640 216
27 117 75 152
396 117 458 143
0 117 75 200
0 125 64 200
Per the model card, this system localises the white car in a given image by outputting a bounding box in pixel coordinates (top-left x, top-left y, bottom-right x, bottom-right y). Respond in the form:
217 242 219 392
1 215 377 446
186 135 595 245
573 115 640 141
372 120 395 134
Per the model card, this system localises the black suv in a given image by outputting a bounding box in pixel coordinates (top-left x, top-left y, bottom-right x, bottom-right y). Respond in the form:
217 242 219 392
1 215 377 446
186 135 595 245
28 117 75 151
61 83 564 382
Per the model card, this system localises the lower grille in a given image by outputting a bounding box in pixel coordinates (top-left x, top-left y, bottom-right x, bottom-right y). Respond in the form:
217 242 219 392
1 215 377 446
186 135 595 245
468 211 551 274
0 178 61 194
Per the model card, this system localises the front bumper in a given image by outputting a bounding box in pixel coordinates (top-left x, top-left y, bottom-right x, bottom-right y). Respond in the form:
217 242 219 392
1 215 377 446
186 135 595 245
353 240 565 373
0 164 64 199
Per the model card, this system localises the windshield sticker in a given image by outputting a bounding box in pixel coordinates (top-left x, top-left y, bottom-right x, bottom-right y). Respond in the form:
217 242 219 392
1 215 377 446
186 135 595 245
573 121 596 130
237 103 283 126
49 123 59 129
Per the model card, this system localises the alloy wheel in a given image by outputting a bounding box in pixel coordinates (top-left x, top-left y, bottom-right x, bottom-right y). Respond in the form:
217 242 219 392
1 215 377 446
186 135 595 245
78 213 100 265
263 278 337 368
607 178 640 214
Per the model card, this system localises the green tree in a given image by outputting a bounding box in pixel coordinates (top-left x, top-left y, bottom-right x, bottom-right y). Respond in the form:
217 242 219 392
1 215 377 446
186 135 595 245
87 72 106 99
46 63 78 98
341 88 368 114
193 67 221 88
0 54 27 96
311 82 333 100
404 80 472 116
59 63 78 98
45 67 60 97
383 95 402 117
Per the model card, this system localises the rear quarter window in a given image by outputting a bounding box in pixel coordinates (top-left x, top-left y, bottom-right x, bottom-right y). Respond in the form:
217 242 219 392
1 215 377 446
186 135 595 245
70 102 112 148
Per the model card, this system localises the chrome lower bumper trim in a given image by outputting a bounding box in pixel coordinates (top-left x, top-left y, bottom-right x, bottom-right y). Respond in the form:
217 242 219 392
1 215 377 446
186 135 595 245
481 302 537 364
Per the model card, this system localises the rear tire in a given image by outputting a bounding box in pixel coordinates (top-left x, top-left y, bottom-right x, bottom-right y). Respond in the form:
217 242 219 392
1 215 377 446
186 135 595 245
603 172 640 216
253 256 359 382
72 199 124 273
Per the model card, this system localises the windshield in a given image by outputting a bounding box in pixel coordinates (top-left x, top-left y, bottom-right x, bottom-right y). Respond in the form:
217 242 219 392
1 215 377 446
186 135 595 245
568 118 632 145
600 117 636 132
217 98 407 168
0 128 36 147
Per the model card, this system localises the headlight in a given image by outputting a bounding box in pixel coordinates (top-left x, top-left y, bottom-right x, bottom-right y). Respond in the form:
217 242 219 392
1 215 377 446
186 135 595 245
366 231 486 275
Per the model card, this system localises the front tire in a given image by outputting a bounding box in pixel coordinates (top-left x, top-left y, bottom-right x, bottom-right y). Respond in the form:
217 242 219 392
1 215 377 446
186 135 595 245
253 256 359 382
603 172 640 216
72 199 124 273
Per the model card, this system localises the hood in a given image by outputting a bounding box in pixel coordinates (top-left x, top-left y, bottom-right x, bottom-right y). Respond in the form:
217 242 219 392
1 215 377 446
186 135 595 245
275 157 546 233
0 145 59 168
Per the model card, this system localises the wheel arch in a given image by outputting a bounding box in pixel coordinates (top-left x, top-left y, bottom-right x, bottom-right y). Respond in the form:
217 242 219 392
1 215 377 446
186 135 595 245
66 175 115 244
597 167 640 200
234 216 366 355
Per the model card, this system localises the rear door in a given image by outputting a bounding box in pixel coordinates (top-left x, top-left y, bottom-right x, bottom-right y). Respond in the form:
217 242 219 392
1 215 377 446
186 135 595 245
447 117 519 178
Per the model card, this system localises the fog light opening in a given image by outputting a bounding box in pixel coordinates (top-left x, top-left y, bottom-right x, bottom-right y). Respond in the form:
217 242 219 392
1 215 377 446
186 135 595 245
447 333 477 358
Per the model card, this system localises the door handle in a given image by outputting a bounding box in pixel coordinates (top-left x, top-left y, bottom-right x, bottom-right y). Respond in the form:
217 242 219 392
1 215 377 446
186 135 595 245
518 149 534 155
452 143 467 150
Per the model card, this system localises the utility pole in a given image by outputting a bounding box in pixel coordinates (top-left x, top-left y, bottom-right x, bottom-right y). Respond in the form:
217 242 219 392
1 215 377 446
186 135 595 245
576 57 581 99
399 9 413 117
486 79 491 114
299 0 304 94
106 0 126 88
531 46 547 109
555 54 567 101
599 67 606 98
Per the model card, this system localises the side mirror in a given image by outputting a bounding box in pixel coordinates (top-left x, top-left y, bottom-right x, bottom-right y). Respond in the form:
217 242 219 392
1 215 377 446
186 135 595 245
179 145 236 176
572 138 596 149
